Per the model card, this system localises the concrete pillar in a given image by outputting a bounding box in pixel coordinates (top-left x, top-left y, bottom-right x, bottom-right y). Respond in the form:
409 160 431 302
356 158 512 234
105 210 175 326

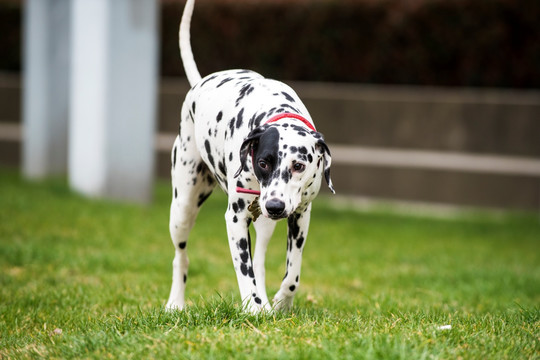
69 0 158 203
23 0 71 178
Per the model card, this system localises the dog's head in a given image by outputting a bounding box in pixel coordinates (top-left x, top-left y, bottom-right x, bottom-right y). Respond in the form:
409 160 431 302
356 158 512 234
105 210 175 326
235 123 334 220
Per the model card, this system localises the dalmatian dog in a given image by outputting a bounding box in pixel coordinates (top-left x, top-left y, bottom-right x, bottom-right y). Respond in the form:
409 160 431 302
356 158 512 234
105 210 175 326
166 0 334 313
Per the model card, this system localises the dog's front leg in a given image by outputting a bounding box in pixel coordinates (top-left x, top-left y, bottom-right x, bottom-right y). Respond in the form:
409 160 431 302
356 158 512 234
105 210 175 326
225 199 264 313
273 204 312 311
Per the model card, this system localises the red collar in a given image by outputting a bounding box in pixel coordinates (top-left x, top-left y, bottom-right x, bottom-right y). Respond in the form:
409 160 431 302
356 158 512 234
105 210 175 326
264 112 316 131
236 113 315 195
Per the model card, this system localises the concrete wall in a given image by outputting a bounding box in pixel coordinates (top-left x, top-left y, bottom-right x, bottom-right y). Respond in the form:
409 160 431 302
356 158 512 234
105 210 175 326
1 73 539 211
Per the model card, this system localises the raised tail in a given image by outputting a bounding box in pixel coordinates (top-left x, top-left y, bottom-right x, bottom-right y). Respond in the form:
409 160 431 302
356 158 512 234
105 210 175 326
179 0 202 87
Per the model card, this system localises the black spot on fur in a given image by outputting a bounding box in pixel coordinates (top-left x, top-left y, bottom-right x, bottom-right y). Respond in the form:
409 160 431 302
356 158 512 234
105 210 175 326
200 74 218 87
174 188 178 198
228 118 235 138
236 108 244 129
249 112 266 129
281 169 291 183
288 213 301 239
216 111 223 122
237 198 246 211
289 285 296 292
280 103 300 113
173 146 177 167
197 192 212 207
254 296 262 305
218 161 227 176
240 263 248 276
240 250 249 263
281 91 295 102
178 241 187 249
236 83 255 106
217 77 234 87
239 238 248 250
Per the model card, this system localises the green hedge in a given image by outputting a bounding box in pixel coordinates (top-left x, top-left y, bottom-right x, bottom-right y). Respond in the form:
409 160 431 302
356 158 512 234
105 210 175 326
161 0 540 88
2 0 539 88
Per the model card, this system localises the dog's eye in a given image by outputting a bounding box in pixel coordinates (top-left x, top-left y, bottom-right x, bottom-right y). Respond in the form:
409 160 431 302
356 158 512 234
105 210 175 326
293 162 305 172
258 159 269 170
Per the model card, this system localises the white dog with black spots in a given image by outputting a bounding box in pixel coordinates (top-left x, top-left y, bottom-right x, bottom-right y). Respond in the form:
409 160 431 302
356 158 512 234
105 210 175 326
166 0 334 313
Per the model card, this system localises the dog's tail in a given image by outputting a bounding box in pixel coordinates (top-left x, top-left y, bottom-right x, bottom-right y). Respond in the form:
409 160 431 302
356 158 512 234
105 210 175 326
179 0 202 87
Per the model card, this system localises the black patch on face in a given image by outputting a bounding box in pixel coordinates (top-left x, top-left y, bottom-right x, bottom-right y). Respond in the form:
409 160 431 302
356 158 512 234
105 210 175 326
253 127 280 186
290 146 298 154
281 168 291 183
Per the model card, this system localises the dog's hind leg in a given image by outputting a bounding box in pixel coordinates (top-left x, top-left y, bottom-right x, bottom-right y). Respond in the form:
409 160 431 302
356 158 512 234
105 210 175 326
252 216 277 311
166 132 216 311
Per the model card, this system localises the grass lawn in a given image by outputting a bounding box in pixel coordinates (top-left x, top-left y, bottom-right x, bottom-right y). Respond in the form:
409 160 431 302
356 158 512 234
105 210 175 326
0 168 538 359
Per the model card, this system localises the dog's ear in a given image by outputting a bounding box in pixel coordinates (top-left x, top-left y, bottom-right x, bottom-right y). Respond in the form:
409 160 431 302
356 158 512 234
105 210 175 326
316 138 335 194
234 127 266 178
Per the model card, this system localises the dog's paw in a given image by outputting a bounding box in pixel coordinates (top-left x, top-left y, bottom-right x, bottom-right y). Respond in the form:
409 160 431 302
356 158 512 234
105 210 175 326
272 293 294 312
165 300 184 312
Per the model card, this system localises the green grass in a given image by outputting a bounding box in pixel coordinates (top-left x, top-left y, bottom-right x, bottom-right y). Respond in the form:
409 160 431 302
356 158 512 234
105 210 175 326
0 168 538 359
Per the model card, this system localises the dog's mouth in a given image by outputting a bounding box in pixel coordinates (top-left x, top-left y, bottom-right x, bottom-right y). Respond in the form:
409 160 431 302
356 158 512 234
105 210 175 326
266 212 288 220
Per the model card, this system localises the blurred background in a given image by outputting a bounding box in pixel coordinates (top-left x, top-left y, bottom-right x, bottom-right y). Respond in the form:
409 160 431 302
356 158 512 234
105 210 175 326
0 0 539 211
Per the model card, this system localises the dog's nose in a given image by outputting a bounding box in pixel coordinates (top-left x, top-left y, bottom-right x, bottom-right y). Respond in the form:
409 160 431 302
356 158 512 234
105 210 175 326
266 198 285 217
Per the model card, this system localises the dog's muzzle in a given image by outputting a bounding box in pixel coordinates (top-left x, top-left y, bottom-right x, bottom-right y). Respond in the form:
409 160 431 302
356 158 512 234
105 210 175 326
265 198 287 219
